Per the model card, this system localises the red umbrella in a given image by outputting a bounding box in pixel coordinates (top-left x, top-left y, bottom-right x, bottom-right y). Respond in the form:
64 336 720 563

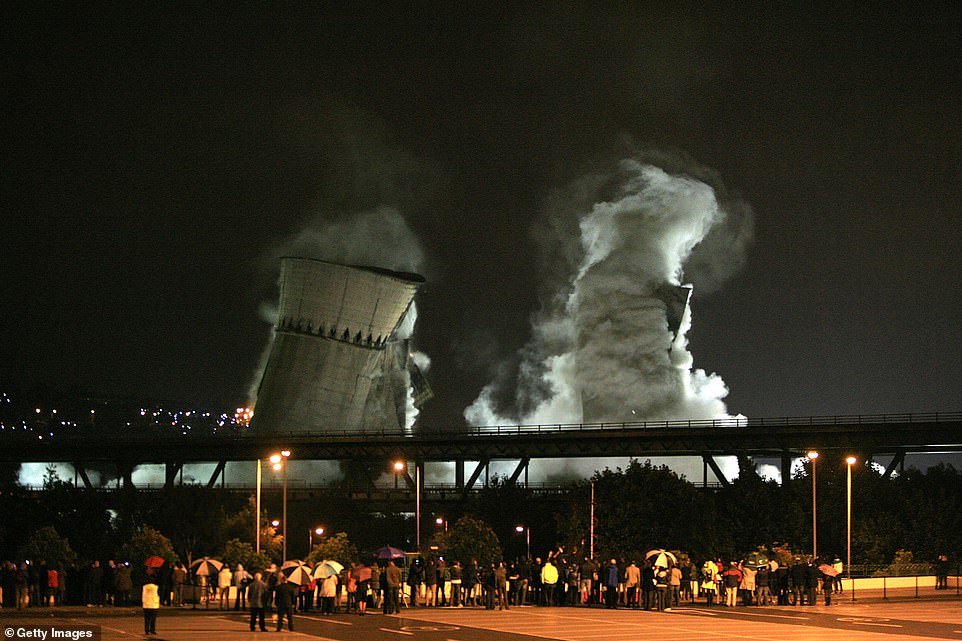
144 556 166 569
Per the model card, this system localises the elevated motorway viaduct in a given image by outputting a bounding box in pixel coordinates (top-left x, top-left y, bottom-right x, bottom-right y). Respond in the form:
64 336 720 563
2 413 960 491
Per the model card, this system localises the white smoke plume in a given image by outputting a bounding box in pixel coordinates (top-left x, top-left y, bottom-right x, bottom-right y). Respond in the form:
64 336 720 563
465 154 753 426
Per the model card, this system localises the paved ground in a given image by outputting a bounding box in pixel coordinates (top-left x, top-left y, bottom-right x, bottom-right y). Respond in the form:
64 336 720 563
2 596 961 641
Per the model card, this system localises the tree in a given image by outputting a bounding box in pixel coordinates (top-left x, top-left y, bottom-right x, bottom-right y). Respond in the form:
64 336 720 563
305 532 358 566
16 525 77 568
221 538 272 574
115 525 178 588
436 516 502 567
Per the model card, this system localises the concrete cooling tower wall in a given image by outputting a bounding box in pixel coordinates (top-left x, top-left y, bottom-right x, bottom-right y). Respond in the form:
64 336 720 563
252 258 425 435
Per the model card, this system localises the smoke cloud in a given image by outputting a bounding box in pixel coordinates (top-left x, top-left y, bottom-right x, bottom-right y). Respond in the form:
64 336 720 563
465 154 753 426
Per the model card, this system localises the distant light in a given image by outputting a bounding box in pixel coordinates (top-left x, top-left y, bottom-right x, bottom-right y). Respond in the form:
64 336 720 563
515 525 525 533
846 456 857 465
280 449 291 458
806 451 819 460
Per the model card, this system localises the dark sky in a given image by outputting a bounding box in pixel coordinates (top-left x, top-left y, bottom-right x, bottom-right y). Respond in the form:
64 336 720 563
2 4 960 424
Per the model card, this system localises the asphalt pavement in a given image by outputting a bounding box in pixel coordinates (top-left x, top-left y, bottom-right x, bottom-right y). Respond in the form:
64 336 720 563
2 595 961 641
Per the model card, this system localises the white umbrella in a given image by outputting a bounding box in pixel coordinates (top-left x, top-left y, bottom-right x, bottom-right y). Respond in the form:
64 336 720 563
312 560 344 580
281 561 314 586
645 549 678 568
190 557 224 577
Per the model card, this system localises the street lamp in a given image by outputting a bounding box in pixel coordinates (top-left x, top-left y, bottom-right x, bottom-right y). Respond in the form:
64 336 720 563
270 450 291 560
310 526 324 550
807 450 819 559
393 460 421 550
435 517 447 532
515 525 531 559
846 455 857 600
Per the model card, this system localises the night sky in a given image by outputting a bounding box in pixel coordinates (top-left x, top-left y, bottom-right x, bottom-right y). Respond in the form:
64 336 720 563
3 4 960 426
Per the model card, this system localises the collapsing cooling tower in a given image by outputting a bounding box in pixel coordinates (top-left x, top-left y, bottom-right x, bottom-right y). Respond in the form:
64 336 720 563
251 258 427 434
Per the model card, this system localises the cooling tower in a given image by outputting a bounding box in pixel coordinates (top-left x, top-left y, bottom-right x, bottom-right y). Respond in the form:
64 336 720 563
251 257 426 435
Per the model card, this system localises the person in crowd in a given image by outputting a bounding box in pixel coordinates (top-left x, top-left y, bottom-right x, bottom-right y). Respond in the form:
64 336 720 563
172 562 187 607
832 557 844 592
654 565 670 611
740 562 756 606
579 557 594 606
319 572 337 614
680 561 693 602
603 559 619 609
641 561 656 610
936 554 949 590
625 561 640 608
102 560 116 607
247 572 268 632
114 562 132 606
423 558 437 607
233 564 250 610
820 563 834 606
355 561 371 616
722 562 742 607
700 559 718 607
669 563 682 607
141 577 160 635
790 559 807 606
495 561 509 610
514 559 530 606
805 560 820 607
435 558 447 607
529 557 543 606
541 558 559 606
86 560 103 607
755 562 770 605
449 561 462 608
274 573 297 631
384 560 402 614
217 564 232 610
407 558 423 608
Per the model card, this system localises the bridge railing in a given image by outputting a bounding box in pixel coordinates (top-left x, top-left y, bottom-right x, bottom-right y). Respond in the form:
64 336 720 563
4 411 960 442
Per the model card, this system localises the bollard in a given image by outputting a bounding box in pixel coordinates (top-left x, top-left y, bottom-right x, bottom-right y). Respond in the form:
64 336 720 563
883 576 887 600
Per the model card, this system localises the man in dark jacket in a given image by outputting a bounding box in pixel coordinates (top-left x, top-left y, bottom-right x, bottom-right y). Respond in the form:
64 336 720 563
790 560 807 606
805 562 820 606
273 573 296 632
604 559 619 609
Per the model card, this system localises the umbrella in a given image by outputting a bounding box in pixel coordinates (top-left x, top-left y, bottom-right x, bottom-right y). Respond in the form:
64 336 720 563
375 546 405 560
313 560 344 580
144 556 166 569
190 557 223 577
818 563 840 577
645 549 678 568
281 561 314 586
745 551 770 569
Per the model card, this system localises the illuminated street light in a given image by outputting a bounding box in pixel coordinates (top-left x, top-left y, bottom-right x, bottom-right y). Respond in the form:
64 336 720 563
310 526 325 550
393 460 405 489
807 450 819 559
435 516 447 532
846 455 857 600
515 524 531 559
270 450 291 560
392 460 421 550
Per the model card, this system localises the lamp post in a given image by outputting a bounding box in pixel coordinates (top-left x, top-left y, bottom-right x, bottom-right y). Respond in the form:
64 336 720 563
255 458 262 554
846 455 857 601
435 517 447 532
393 460 421 550
310 527 324 551
270 450 291 561
515 525 530 559
807 450 819 559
